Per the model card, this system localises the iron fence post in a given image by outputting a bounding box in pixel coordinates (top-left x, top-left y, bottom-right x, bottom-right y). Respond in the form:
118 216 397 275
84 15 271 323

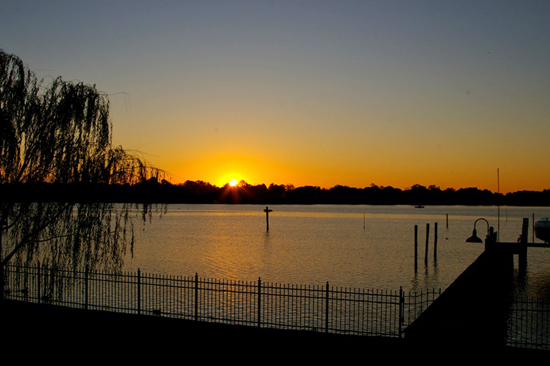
399 287 404 338
137 269 141 315
194 273 199 321
37 264 41 304
0 264 4 303
325 281 329 333
257 278 262 328
84 267 89 310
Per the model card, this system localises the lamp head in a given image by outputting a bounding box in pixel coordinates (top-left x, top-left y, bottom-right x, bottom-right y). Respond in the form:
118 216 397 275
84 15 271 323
466 228 483 243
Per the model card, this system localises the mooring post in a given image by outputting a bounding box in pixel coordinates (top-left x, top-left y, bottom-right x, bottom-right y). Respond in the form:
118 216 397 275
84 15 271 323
532 213 535 244
425 223 430 266
264 206 272 231
414 225 418 271
434 222 438 262
519 218 528 271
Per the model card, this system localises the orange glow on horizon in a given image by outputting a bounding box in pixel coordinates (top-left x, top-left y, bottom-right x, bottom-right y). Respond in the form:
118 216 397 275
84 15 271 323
159 151 547 194
7 2 550 197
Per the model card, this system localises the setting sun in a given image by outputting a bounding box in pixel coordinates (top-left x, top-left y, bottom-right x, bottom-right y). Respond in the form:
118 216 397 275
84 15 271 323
229 179 238 187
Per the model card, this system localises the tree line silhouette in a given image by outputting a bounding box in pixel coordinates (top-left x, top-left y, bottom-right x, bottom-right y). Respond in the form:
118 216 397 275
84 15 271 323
3 180 550 206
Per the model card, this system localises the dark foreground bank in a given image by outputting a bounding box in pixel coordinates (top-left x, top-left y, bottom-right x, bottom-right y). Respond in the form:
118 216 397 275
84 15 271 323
1 300 399 362
1 300 545 362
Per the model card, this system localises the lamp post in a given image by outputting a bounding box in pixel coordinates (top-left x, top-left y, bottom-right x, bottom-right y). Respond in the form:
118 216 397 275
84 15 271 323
466 218 491 243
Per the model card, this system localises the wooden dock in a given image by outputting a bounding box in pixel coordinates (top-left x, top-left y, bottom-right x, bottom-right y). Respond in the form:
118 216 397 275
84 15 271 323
404 218 547 352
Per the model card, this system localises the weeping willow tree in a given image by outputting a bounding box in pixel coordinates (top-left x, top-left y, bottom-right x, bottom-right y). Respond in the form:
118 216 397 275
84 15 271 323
0 49 162 294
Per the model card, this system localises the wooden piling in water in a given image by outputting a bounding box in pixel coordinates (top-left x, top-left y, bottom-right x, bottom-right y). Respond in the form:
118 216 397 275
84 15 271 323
264 206 272 231
414 225 418 271
425 223 430 266
414 222 438 269
434 222 438 262
519 218 528 271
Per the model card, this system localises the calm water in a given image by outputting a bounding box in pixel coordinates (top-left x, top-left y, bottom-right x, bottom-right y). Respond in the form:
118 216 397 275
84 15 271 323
123 204 550 295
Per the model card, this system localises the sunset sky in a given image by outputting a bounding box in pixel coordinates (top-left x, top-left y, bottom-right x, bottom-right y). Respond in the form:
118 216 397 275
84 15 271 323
2 1 549 193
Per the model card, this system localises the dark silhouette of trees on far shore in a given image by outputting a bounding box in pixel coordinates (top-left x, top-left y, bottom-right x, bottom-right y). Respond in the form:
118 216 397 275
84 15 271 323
3 180 550 206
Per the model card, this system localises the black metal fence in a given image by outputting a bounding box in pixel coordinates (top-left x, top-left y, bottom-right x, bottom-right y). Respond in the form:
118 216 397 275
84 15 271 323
2 264 439 338
506 295 550 350
3 263 548 349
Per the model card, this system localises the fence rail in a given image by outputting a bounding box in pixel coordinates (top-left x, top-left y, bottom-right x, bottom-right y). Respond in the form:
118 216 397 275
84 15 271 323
2 264 439 338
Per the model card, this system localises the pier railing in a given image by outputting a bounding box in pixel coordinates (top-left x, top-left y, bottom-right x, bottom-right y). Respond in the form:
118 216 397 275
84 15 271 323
2 263 439 338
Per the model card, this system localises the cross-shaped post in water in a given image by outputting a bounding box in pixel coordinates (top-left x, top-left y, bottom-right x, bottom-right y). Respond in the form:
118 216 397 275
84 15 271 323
264 206 273 231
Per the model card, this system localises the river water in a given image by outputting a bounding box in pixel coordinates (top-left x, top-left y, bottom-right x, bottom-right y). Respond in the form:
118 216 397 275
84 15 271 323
123 204 550 295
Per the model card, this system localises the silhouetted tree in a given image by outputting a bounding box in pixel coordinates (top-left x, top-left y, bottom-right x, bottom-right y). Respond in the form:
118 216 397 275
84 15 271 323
268 183 286 203
0 49 161 297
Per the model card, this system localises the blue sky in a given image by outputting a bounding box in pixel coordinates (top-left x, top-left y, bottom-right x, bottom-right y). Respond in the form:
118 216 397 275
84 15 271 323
2 1 549 192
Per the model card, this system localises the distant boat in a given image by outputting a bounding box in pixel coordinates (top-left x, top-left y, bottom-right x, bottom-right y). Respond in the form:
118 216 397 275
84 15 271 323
535 218 550 243
415 205 425 208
